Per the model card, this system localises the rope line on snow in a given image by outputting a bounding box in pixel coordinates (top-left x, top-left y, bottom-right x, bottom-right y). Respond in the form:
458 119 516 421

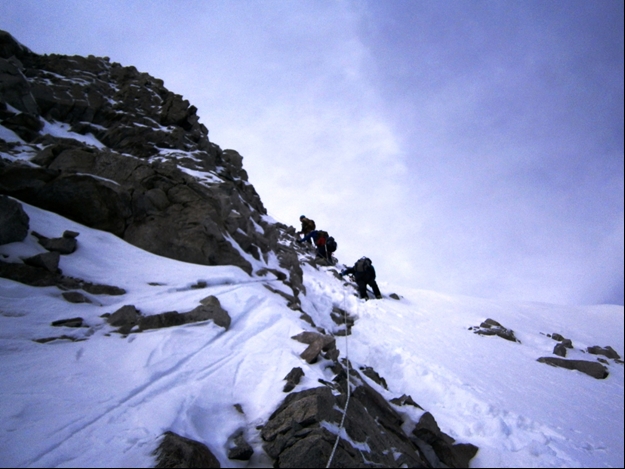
326 289 352 468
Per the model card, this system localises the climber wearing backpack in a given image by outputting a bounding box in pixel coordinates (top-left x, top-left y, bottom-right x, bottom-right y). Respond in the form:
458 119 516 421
297 228 336 265
296 215 316 244
340 257 382 300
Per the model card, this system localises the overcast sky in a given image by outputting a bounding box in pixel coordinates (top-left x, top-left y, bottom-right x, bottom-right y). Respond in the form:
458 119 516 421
2 0 623 306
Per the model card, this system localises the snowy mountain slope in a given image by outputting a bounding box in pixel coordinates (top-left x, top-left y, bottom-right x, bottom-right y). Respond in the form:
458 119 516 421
1 201 622 468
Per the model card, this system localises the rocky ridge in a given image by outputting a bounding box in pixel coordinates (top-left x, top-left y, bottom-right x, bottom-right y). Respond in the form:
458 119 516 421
0 29 305 298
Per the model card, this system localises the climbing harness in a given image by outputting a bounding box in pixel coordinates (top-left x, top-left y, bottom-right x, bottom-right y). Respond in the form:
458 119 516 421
326 289 352 468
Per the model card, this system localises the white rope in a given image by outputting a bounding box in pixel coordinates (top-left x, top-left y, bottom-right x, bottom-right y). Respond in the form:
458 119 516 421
326 290 352 468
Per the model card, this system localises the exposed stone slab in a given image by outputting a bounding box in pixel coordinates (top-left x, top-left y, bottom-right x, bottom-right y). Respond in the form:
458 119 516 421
537 356 609 379
22 251 60 273
587 345 621 360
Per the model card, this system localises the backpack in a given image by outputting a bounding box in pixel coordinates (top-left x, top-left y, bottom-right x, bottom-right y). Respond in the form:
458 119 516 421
316 230 328 246
326 236 337 253
354 257 372 273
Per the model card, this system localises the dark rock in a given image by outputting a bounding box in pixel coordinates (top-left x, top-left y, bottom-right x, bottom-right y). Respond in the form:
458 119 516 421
108 305 141 328
137 297 230 332
262 376 437 468
553 343 568 357
22 251 60 272
153 431 220 468
0 259 59 286
411 412 479 468
359 365 389 390
291 331 337 364
389 293 401 300
1 111 43 141
0 195 29 245
550 333 574 348
390 394 423 409
62 291 92 304
226 430 254 461
0 54 39 115
473 318 519 342
480 318 502 328
192 296 231 329
81 283 126 295
138 311 184 331
537 357 609 379
33 335 87 344
587 345 621 360
51 317 84 328
283 367 305 392
32 231 77 254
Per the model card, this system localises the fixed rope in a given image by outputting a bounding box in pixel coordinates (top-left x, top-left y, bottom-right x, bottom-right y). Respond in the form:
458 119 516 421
326 290 352 468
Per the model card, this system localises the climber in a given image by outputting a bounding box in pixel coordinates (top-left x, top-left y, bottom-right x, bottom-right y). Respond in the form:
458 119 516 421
296 215 316 245
340 257 382 300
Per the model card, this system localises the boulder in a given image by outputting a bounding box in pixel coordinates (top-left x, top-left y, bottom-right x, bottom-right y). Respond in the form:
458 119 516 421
0 54 39 115
0 195 29 245
472 318 519 342
359 365 389 390
390 394 422 409
107 305 141 328
291 331 337 364
553 343 568 357
62 291 92 304
188 296 231 330
411 412 479 468
22 251 60 272
550 333 574 348
32 231 78 254
282 367 305 392
226 430 254 461
537 357 609 379
153 431 220 468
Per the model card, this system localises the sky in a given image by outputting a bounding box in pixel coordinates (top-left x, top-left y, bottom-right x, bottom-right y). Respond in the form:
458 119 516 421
1 0 623 306
0 200 623 468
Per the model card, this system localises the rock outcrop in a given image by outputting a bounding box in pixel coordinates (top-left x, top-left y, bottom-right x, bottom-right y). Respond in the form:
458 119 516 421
0 29 304 297
470 318 520 343
106 295 231 334
537 356 609 380
262 361 478 468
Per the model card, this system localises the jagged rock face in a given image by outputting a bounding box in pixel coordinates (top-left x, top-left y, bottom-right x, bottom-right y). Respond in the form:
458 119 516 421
0 30 300 285
261 367 478 468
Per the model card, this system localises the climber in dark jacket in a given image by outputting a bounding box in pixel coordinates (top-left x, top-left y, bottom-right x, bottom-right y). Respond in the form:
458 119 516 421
297 229 331 262
297 215 316 244
341 257 382 300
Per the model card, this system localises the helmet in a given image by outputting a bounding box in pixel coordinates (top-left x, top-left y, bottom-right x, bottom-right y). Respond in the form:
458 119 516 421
300 215 306 220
